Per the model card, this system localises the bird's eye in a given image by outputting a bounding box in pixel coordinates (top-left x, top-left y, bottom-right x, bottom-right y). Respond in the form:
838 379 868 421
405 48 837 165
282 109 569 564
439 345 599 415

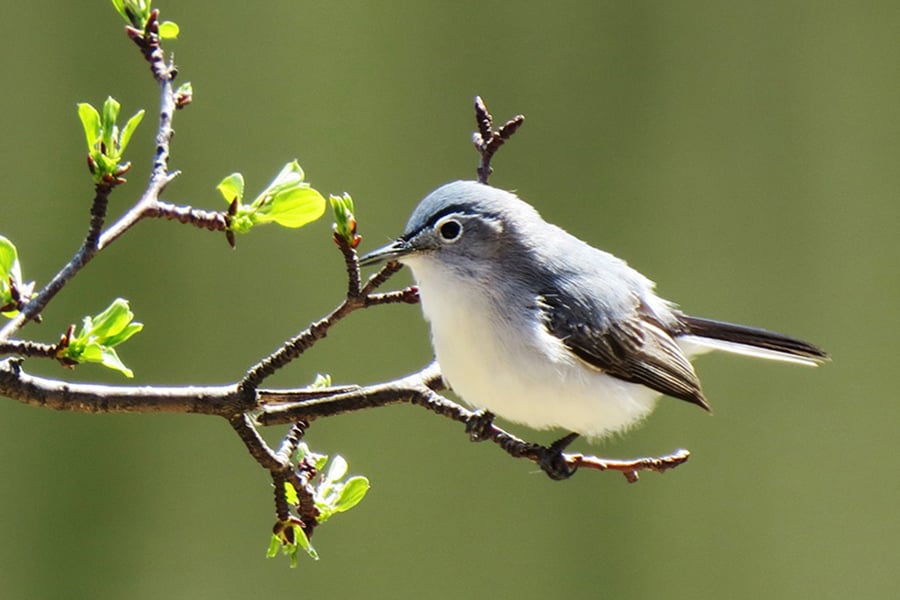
436 217 462 242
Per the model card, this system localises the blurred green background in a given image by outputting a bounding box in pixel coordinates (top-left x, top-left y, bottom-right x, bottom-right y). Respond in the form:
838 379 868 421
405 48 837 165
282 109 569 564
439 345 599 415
1 1 897 598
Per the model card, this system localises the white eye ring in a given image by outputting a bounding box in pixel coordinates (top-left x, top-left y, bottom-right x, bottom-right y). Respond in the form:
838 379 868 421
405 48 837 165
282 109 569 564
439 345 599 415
436 217 463 242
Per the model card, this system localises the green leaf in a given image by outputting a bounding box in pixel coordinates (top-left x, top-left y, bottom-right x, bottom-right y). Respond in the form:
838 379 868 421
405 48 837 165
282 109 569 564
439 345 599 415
103 321 144 348
0 235 17 281
284 481 299 506
260 187 327 228
223 162 326 234
216 173 245 204
76 341 104 363
310 373 332 389
312 453 329 472
100 97 121 154
267 160 305 191
266 534 282 559
329 193 357 241
77 103 101 152
0 235 32 317
158 21 180 39
111 0 151 28
324 455 348 484
88 298 135 339
118 109 145 156
63 299 142 377
334 476 370 513
99 347 134 378
294 525 318 561
110 0 126 16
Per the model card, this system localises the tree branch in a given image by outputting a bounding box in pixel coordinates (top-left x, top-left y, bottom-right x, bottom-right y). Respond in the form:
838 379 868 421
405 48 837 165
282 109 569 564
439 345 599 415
472 96 525 184
146 200 229 233
0 358 237 415
0 351 688 484
257 362 689 482
0 341 57 360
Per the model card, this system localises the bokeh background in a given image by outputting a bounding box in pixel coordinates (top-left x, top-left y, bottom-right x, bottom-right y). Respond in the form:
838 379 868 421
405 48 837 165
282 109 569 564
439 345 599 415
1 2 897 598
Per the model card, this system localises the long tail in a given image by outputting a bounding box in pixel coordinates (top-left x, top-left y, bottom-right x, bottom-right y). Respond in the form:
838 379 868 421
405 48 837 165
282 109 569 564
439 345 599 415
676 314 830 366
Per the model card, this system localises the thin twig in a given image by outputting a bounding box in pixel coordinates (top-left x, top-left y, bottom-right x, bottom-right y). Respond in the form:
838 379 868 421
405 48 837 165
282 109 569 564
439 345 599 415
148 201 229 233
472 96 525 184
364 288 420 306
0 341 57 360
233 412 321 540
275 420 310 463
570 450 691 483
85 183 114 249
334 234 362 298
229 413 284 471
359 261 405 296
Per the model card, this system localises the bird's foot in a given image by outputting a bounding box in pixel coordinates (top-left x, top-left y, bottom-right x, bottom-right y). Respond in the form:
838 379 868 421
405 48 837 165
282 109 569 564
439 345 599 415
537 432 580 481
465 410 495 442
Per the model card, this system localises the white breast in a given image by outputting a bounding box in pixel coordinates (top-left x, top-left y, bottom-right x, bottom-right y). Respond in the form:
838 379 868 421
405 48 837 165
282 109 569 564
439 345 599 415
406 258 662 439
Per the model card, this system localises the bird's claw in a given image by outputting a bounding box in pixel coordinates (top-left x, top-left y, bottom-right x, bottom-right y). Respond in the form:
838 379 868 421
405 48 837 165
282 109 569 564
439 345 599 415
537 432 580 480
465 410 495 442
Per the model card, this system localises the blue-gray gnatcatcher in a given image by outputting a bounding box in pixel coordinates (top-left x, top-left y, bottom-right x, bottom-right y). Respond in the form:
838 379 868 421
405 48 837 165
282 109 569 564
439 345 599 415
360 181 828 443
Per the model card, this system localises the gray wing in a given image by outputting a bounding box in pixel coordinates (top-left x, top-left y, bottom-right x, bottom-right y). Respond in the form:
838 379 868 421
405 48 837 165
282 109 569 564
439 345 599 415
540 289 710 411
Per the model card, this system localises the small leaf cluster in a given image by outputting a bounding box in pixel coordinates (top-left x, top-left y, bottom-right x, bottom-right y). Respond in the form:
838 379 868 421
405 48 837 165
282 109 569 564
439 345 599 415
56 299 143 377
219 161 327 241
111 0 179 39
329 193 361 248
269 444 370 567
0 236 34 317
78 97 145 186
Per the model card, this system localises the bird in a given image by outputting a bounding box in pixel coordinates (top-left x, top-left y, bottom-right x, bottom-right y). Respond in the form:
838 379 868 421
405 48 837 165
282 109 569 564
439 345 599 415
359 180 828 454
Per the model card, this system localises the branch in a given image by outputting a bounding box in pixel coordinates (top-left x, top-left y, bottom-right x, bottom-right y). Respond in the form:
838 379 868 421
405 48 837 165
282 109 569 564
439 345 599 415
0 345 688 484
257 362 689 482
146 200 229 233
0 341 57 360
472 96 525 184
0 358 237 415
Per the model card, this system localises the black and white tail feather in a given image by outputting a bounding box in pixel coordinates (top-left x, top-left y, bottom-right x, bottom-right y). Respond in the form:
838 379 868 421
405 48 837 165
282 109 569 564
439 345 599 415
676 314 829 367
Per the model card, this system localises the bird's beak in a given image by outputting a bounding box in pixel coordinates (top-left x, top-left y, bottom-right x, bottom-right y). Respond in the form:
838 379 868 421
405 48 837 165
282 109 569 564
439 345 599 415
358 238 415 266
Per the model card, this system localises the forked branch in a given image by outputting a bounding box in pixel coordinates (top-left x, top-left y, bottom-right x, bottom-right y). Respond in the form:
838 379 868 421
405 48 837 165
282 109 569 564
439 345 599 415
472 95 525 184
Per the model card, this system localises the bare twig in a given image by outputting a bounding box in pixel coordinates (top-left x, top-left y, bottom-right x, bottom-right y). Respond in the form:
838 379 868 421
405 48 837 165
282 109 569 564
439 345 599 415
334 234 362 298
359 260 401 293
275 420 311 463
85 183 114 249
148 201 229 233
570 450 691 483
229 413 283 470
0 341 57 360
472 96 525 184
